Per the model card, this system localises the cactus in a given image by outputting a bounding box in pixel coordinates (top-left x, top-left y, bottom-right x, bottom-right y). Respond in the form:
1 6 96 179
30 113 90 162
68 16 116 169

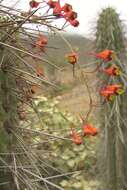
0 1 81 189
96 7 124 52
95 7 127 190
0 14 19 188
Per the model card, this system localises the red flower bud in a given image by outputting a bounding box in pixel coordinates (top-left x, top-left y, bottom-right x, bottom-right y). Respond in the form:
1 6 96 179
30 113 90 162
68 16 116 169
29 0 40 8
71 128 83 145
47 0 57 8
69 19 79 27
65 52 78 65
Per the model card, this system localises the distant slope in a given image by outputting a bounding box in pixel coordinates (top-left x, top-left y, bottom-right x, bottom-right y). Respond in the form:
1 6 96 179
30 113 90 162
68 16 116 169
46 34 94 67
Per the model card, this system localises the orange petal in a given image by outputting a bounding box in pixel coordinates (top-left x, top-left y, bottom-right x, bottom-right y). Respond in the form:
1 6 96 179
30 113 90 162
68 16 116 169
83 124 98 136
71 128 83 145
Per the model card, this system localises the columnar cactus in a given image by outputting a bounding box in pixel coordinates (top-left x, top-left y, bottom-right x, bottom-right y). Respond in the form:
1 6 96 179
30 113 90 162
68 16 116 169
96 8 124 52
0 14 19 188
96 7 127 190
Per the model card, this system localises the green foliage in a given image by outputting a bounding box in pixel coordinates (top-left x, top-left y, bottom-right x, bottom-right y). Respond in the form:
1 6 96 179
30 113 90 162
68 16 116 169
28 96 98 189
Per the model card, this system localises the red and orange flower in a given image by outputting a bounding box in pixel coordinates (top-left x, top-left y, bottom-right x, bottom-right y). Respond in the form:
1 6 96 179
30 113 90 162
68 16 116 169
106 84 124 95
46 0 79 27
83 124 98 136
71 128 83 145
102 65 121 76
65 52 78 65
29 0 40 8
100 84 124 101
89 49 115 62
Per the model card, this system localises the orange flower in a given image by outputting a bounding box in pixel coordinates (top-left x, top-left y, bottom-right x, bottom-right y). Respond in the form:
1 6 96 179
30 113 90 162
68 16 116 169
89 49 115 62
36 67 44 77
66 52 78 65
71 128 83 145
103 65 121 76
100 84 124 101
29 0 40 8
106 84 124 95
100 89 115 101
83 124 98 136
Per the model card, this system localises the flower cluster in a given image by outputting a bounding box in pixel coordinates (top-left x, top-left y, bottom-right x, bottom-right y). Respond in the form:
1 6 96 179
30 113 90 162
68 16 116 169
47 0 79 26
100 84 124 101
90 49 124 101
47 0 79 27
89 49 124 101
29 0 79 27
71 124 98 145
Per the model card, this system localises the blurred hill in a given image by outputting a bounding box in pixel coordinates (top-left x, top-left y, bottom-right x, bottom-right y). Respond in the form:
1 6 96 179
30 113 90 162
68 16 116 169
22 33 94 67
46 34 94 67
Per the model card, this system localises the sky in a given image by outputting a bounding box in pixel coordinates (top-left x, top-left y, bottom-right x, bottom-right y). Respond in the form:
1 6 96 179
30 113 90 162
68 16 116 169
4 0 127 37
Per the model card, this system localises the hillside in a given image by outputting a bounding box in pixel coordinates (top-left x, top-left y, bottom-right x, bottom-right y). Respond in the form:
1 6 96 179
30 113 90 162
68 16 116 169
46 34 94 67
